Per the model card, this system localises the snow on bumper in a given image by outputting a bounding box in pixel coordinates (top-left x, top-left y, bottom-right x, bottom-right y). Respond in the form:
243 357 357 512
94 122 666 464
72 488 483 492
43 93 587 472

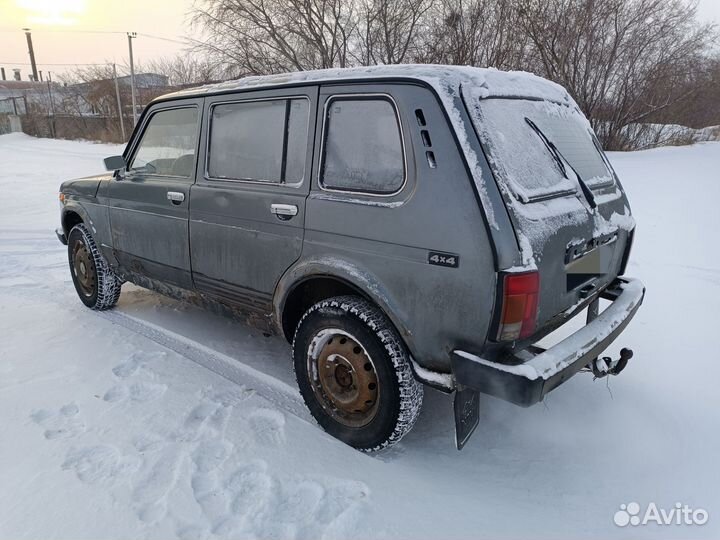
451 277 646 407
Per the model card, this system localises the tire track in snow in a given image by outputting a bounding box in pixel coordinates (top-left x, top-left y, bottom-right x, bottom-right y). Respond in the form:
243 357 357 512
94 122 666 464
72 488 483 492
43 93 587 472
95 309 311 423
0 258 311 425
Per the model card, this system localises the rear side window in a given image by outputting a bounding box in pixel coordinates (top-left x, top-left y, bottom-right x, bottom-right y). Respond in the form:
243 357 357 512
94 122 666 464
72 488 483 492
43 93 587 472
208 98 309 183
320 97 405 194
129 107 198 177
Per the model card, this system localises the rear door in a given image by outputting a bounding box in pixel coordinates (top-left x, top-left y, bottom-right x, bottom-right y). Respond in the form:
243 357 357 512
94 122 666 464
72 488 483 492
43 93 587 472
464 90 634 333
108 100 202 289
189 86 317 313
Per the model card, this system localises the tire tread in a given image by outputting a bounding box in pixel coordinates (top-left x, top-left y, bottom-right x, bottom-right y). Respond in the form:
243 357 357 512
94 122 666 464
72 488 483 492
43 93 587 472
69 223 122 310
292 295 423 451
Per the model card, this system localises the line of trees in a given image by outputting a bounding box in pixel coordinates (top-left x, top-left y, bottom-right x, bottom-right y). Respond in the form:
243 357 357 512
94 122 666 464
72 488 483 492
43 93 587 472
191 0 719 150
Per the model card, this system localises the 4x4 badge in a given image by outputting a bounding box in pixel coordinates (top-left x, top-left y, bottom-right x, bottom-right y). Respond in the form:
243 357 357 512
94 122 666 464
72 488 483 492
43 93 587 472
428 251 459 268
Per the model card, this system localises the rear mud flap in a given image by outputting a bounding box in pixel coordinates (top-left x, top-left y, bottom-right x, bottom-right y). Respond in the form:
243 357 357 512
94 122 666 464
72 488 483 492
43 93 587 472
454 386 480 450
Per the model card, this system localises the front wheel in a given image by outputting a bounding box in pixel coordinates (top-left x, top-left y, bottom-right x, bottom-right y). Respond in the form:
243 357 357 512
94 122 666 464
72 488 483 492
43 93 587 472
293 296 423 451
67 223 122 310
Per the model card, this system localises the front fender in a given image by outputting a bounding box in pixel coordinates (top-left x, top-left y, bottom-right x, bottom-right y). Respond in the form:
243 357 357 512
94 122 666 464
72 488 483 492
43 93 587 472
60 173 110 199
59 174 113 255
61 202 92 235
60 199 114 265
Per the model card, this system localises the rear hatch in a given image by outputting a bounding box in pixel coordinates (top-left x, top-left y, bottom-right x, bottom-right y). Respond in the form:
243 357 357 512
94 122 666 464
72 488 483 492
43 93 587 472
463 88 636 338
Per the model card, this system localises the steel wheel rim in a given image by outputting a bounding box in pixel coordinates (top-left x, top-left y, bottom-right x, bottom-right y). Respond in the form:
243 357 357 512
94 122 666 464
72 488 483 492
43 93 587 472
72 238 96 298
307 329 380 428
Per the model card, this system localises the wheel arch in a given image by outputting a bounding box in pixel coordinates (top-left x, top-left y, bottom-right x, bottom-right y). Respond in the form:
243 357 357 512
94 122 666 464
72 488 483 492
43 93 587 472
274 257 413 350
61 205 88 236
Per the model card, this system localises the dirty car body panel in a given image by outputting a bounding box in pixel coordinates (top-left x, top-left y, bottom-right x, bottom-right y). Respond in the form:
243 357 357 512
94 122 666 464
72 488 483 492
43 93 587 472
57 65 645 450
189 86 318 316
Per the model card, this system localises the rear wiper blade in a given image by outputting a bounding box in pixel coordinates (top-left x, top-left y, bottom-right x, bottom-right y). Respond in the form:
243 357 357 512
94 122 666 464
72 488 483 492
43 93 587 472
525 117 566 178
525 117 596 209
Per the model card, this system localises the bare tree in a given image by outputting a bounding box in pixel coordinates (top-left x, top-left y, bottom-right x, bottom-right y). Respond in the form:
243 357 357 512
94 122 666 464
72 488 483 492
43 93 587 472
515 0 717 149
661 55 720 129
356 0 434 65
191 0 358 75
146 55 222 86
418 0 531 69
60 65 120 117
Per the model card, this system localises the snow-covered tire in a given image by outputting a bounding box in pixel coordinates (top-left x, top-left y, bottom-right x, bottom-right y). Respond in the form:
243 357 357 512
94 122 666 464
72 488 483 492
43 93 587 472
67 223 122 310
292 295 423 451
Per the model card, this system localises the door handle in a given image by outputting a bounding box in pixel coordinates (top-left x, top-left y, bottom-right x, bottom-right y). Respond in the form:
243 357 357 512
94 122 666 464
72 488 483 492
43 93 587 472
167 191 185 204
270 203 298 219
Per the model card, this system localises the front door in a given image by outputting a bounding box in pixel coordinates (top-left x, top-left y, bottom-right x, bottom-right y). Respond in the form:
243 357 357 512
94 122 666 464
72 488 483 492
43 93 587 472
107 99 202 289
189 87 317 314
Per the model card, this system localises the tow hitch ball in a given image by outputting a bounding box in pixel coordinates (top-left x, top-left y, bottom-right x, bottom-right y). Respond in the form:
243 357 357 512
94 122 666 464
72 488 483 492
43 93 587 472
591 347 633 378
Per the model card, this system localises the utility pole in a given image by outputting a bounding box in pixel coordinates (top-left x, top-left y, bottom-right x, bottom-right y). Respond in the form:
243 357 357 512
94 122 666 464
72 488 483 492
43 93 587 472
47 71 56 138
127 32 138 126
113 63 126 141
22 28 39 82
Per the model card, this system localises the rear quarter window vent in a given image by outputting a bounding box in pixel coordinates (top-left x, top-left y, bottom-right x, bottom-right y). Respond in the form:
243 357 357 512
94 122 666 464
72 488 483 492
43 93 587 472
415 109 435 168
426 151 437 169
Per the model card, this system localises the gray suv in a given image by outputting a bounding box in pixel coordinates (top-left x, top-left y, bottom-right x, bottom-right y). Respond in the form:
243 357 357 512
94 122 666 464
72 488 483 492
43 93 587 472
56 65 645 451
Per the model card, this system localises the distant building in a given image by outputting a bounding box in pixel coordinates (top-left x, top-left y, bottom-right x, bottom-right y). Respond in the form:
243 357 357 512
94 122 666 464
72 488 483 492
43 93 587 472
124 73 169 89
0 72 172 117
0 80 48 114
67 72 169 94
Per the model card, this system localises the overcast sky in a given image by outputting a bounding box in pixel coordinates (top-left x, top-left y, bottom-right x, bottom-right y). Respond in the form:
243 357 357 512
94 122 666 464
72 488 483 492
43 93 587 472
0 0 197 78
1 0 719 80
698 0 720 21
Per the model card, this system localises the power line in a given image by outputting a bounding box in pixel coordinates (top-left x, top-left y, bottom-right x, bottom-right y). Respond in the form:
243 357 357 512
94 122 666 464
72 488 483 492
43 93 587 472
0 28 188 44
0 28 126 34
0 30 187 68
0 61 108 66
137 33 188 45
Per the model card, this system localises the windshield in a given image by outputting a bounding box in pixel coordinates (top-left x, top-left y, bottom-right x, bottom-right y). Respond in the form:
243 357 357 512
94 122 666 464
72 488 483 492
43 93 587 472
466 92 613 202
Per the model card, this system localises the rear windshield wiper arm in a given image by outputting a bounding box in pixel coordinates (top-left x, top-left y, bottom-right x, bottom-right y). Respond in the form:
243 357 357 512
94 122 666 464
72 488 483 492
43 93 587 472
525 117 597 209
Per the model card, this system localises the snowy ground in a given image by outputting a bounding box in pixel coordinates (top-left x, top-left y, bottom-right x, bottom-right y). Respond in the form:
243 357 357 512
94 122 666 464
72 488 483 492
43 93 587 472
0 132 718 539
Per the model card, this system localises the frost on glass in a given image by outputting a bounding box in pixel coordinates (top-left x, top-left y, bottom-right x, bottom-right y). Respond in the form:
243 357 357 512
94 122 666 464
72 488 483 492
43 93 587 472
209 100 285 182
209 99 309 183
321 99 404 194
129 108 198 177
284 99 310 183
467 94 613 202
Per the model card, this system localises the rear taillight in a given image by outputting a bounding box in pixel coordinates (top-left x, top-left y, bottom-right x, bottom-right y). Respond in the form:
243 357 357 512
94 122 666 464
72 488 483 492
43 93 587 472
497 271 539 341
619 227 635 276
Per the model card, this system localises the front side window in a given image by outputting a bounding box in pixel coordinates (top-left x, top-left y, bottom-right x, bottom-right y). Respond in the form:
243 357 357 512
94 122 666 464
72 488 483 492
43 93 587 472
208 98 309 183
320 97 405 194
129 107 198 177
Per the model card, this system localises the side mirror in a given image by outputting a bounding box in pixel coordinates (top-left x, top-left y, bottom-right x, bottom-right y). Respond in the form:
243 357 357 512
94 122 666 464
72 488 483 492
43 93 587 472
104 155 126 172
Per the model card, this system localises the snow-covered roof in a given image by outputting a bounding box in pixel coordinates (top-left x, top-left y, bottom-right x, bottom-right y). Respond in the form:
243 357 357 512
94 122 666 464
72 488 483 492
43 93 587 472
157 65 576 236
159 64 572 104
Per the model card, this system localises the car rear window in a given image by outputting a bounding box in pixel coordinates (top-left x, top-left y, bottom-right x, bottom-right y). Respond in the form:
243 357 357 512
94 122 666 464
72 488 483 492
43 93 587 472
466 92 613 202
320 97 405 194
208 98 309 183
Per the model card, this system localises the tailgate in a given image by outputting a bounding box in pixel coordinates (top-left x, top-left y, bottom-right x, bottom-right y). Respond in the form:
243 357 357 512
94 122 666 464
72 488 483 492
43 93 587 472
463 89 636 336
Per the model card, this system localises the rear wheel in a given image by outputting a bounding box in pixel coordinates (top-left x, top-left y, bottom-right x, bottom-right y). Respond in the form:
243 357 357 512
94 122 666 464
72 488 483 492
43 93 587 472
293 296 423 451
67 223 122 310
